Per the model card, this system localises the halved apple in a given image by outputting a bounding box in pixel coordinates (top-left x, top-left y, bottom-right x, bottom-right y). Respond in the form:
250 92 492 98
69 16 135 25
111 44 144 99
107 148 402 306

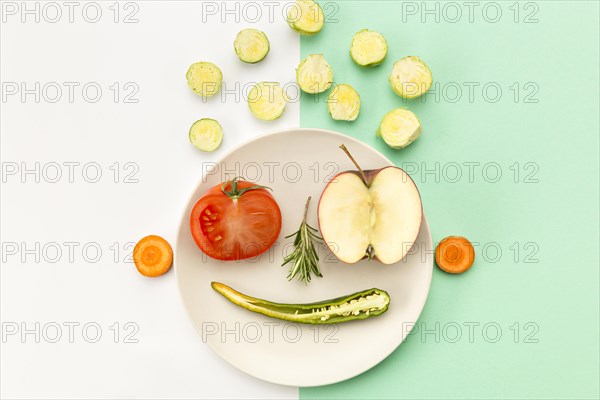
318 145 422 264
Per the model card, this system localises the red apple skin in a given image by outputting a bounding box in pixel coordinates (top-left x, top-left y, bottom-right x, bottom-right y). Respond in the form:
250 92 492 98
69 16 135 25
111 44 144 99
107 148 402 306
317 166 423 264
362 169 380 187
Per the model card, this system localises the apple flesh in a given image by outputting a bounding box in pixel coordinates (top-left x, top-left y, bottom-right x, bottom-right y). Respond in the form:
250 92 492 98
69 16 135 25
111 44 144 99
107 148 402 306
318 166 422 264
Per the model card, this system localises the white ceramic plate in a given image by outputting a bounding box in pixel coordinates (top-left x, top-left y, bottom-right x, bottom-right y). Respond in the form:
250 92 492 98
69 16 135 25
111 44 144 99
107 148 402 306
175 128 433 387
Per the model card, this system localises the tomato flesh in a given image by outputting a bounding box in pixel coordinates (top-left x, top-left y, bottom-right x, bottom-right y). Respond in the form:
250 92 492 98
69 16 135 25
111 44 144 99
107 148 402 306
190 181 282 261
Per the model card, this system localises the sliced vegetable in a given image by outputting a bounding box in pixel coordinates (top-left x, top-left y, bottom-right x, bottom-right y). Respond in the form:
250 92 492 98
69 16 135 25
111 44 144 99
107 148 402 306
186 61 223 97
190 177 282 261
234 29 270 63
389 56 432 99
296 54 333 94
248 82 287 120
327 84 360 121
350 29 388 67
436 236 475 274
377 108 422 149
212 282 390 324
286 0 324 35
189 118 223 152
133 235 173 277
282 197 323 284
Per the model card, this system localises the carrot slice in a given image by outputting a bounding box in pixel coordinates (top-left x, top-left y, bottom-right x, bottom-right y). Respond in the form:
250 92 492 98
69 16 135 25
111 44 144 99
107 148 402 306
133 235 173 277
435 236 475 274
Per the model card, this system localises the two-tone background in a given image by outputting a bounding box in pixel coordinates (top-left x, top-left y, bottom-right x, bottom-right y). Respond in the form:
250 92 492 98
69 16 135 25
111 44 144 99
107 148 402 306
1 1 599 398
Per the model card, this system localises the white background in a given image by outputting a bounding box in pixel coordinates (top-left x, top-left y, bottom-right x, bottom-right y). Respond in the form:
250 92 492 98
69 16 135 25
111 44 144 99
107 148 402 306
1 1 299 398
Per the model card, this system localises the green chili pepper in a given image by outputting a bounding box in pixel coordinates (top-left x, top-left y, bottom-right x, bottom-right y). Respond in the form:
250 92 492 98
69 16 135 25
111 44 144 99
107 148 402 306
211 282 391 325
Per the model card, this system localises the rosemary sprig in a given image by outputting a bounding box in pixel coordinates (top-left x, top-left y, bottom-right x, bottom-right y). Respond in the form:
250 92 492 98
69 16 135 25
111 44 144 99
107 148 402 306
281 197 323 284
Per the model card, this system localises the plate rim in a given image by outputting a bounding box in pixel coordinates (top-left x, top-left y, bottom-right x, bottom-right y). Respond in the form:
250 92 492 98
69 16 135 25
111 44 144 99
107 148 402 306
174 127 433 387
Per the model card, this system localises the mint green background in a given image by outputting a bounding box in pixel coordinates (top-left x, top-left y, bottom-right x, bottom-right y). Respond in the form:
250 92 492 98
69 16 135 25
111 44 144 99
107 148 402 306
300 1 599 398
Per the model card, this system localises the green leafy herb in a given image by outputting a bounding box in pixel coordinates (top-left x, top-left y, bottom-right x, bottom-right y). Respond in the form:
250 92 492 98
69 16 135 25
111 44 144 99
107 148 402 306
282 197 323 284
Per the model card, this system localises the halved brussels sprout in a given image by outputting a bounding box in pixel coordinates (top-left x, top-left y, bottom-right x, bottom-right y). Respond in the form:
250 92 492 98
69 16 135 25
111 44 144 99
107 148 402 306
186 62 223 97
328 84 360 121
286 0 324 35
189 118 223 152
377 108 422 149
248 82 287 120
296 54 333 94
234 29 270 63
389 56 432 99
350 29 388 67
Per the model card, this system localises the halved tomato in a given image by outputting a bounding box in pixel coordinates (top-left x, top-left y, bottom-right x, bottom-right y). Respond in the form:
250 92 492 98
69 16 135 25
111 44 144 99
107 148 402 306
190 178 282 261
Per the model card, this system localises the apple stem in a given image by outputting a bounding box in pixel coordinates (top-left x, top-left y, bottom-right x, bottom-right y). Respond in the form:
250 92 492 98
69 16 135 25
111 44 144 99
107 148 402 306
339 144 368 185
303 196 311 222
